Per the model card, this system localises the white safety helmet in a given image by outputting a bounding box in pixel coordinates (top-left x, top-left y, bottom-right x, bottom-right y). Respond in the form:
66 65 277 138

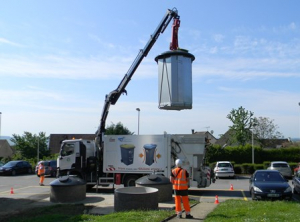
175 159 182 167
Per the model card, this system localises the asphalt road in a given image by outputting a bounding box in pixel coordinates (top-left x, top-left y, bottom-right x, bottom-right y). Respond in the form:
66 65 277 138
0 174 299 220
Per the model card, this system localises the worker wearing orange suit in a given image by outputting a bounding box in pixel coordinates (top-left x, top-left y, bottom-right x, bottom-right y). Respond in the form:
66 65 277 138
170 159 193 219
38 161 45 186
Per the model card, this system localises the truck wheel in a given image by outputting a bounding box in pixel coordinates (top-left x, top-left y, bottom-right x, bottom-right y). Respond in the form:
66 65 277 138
124 175 139 187
86 185 95 190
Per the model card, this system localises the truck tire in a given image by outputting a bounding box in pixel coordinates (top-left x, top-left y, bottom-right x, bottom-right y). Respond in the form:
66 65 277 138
86 185 95 190
124 175 139 187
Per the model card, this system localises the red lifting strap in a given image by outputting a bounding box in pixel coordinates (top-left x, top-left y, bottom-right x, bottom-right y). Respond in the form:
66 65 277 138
170 18 180 50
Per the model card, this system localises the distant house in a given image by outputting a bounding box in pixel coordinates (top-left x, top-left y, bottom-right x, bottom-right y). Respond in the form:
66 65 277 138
193 130 217 144
49 134 95 154
0 139 14 158
215 129 289 148
260 139 290 148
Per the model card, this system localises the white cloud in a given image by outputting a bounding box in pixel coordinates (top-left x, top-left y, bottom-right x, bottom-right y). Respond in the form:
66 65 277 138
0 37 24 47
213 34 224 43
289 22 296 30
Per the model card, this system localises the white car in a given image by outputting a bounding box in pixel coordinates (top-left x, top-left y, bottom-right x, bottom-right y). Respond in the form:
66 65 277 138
214 161 235 178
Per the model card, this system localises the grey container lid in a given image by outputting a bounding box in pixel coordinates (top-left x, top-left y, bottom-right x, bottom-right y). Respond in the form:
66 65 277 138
50 175 86 186
155 50 195 62
136 174 171 185
143 144 157 149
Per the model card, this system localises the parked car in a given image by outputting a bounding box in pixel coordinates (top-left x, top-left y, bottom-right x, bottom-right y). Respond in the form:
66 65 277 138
249 170 292 200
213 161 235 178
0 160 33 176
267 161 293 179
35 160 57 177
292 170 300 194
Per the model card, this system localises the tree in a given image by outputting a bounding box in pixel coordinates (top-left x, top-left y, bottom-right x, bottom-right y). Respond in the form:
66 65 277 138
227 106 257 146
11 132 49 161
253 117 283 140
105 122 134 135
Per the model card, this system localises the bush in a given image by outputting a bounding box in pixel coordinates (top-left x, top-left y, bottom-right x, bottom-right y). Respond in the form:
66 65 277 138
254 164 264 171
263 161 270 169
234 165 242 174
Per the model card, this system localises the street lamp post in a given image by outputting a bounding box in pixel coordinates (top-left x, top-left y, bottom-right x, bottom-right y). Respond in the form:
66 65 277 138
136 108 140 135
37 137 39 163
252 130 254 164
298 102 300 141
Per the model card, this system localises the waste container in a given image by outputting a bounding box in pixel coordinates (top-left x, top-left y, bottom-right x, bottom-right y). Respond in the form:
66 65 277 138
120 144 135 165
136 174 172 202
50 175 86 203
143 144 157 166
155 50 195 110
114 187 158 212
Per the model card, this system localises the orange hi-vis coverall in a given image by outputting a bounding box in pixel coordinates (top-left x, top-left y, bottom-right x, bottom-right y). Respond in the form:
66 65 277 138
171 167 191 215
38 163 45 185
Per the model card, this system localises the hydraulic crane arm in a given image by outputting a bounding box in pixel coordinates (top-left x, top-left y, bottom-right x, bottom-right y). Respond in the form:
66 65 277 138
95 8 180 148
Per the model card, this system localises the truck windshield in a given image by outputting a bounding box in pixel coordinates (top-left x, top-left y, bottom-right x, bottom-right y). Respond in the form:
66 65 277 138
61 143 75 156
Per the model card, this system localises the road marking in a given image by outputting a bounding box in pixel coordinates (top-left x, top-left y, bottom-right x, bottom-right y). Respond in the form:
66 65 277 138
241 190 248 201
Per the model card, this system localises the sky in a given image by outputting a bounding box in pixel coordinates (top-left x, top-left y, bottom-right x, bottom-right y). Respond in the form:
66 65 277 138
0 0 300 139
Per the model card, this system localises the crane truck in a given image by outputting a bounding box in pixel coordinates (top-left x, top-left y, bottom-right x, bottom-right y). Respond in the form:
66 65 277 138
57 8 213 188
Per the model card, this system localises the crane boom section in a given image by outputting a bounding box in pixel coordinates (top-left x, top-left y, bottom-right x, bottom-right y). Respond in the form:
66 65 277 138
96 8 179 147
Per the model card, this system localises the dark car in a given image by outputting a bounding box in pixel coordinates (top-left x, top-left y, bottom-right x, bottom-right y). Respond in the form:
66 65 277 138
0 160 33 176
35 160 57 177
249 170 292 200
292 170 300 194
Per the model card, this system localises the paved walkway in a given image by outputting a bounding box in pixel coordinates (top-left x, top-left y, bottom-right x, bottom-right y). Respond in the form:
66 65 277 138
166 202 217 221
1 191 218 221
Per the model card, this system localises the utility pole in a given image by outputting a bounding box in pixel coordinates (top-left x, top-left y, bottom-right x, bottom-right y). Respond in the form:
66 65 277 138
136 108 140 135
37 137 39 162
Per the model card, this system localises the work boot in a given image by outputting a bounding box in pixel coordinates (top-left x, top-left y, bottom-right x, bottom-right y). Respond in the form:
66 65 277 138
186 214 194 219
176 214 182 218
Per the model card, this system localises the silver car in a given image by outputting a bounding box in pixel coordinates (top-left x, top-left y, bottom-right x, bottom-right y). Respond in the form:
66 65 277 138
214 161 235 178
267 161 292 179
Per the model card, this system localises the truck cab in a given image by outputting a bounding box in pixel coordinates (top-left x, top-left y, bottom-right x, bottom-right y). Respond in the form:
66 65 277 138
57 139 96 178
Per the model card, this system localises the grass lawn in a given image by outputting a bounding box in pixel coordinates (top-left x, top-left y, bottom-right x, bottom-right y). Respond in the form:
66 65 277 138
206 199 300 222
6 204 175 222
6 199 300 222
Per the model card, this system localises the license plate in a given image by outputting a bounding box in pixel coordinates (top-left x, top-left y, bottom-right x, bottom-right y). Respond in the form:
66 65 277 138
267 194 280 197
221 169 228 171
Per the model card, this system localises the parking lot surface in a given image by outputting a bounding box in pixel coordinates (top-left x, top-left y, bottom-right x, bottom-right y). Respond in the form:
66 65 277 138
0 174 298 221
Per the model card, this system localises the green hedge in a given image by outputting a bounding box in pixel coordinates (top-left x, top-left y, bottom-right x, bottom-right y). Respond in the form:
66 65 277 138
206 145 300 174
206 145 300 164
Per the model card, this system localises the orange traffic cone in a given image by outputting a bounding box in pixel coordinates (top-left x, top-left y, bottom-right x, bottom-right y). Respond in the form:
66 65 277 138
230 184 234 190
10 187 14 194
214 195 219 204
